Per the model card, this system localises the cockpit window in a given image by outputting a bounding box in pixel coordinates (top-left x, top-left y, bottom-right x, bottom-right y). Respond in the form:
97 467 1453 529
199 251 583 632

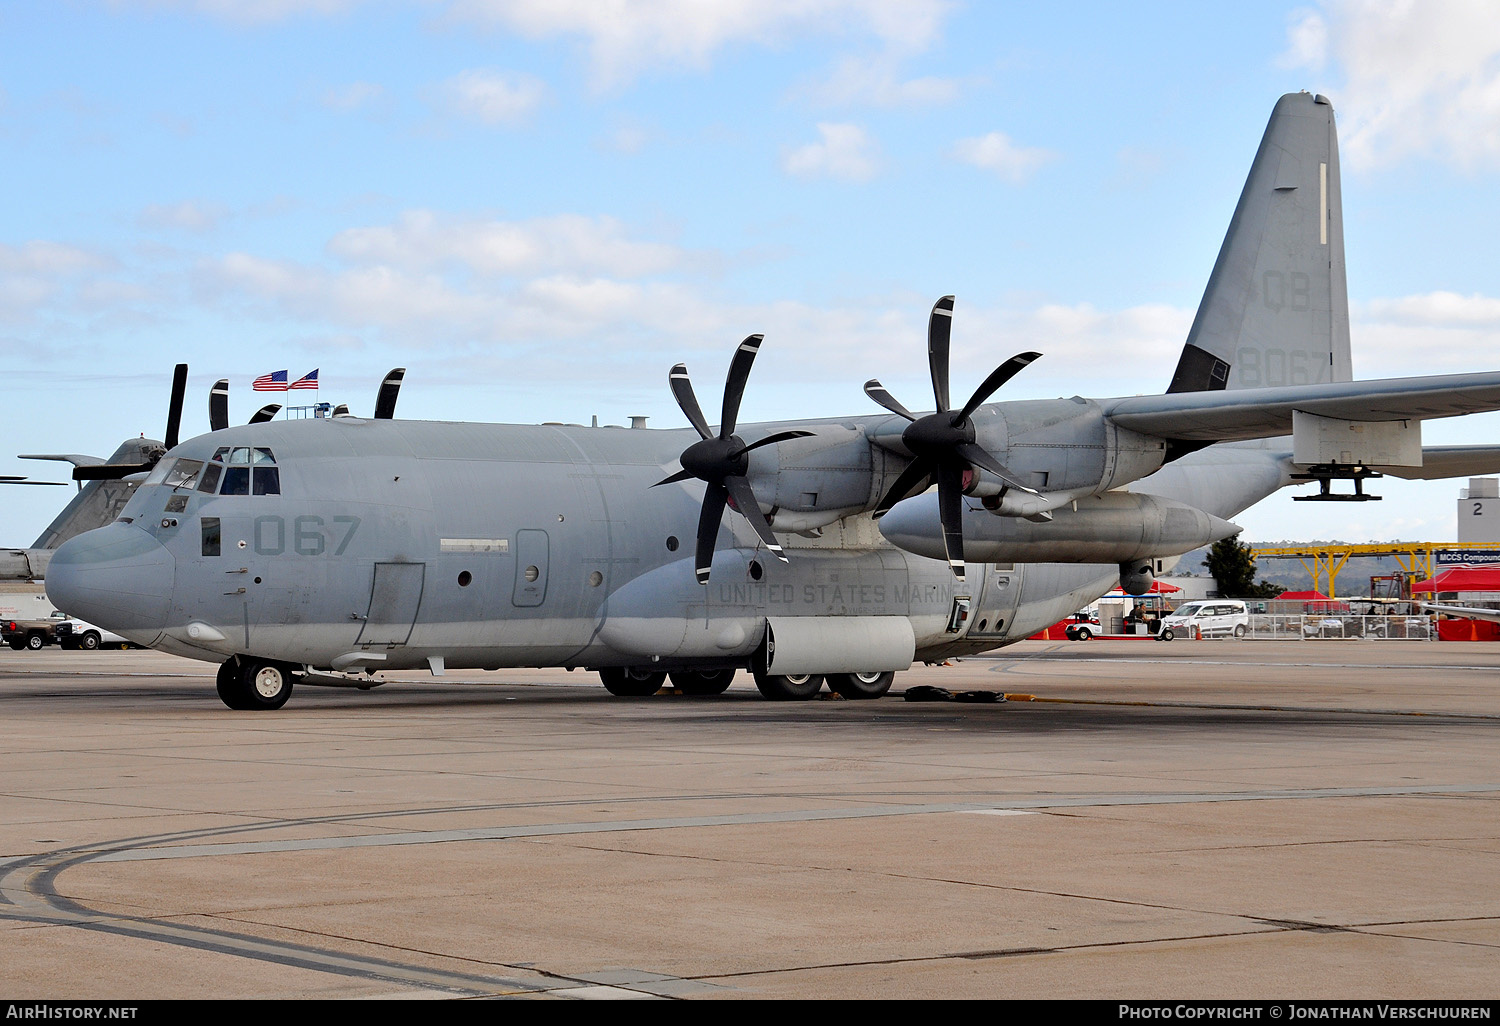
198 448 279 496
197 463 222 494
212 447 231 463
221 466 250 496
162 458 204 490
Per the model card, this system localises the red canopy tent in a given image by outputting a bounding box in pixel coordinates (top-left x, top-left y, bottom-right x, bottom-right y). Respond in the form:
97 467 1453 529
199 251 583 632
1278 590 1328 600
1412 568 1500 593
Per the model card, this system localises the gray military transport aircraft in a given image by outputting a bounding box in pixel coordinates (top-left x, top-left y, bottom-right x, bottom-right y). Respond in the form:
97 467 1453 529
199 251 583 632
43 92 1500 710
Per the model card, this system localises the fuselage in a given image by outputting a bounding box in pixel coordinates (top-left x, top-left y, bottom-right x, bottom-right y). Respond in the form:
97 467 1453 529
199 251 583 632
44 415 1292 677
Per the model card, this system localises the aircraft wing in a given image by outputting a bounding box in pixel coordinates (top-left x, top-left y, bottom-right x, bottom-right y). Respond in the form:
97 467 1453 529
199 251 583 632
1418 602 1500 623
1386 446 1500 480
1103 371 1500 442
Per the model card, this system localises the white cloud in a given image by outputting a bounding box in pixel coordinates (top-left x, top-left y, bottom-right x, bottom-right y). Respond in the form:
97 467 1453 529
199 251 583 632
328 211 687 277
1352 291 1500 376
783 122 879 181
139 201 228 233
0 241 113 275
442 69 548 125
802 54 960 108
1280 0 1500 170
951 131 1056 183
448 0 954 87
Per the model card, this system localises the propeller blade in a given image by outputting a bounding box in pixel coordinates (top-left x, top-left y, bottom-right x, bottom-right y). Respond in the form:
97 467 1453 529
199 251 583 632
936 462 966 580
956 352 1041 423
872 458 934 518
927 295 955 413
374 367 405 419
651 467 697 488
249 404 280 424
668 363 713 440
953 442 1038 495
724 474 788 563
73 463 152 481
694 483 728 584
164 363 188 451
736 429 814 456
719 334 762 439
0 476 66 487
864 380 916 421
209 379 229 432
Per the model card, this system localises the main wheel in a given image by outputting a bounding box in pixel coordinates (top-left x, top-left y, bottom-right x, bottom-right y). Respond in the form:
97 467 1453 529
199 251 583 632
669 669 735 696
235 659 295 710
79 631 101 651
826 671 895 700
599 666 667 697
216 660 249 710
753 671 824 700
26 633 45 650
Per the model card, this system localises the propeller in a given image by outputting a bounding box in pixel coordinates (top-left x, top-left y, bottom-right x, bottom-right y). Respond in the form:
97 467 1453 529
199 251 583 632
209 379 229 431
73 364 188 481
0 476 66 487
863 296 1041 581
374 368 404 419
654 335 812 584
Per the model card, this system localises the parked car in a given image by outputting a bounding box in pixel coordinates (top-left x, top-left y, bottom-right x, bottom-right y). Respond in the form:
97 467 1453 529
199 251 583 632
1158 600 1250 640
1064 612 1102 641
2 612 69 650
54 615 131 650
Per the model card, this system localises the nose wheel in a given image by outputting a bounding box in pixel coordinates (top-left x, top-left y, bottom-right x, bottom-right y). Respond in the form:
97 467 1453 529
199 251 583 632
216 657 297 710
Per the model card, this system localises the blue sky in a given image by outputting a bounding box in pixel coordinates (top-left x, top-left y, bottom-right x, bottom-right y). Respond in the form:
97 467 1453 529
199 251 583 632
3 0 1499 548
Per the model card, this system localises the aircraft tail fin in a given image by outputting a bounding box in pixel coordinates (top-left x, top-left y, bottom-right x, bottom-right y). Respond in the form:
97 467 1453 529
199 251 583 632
1167 91 1352 394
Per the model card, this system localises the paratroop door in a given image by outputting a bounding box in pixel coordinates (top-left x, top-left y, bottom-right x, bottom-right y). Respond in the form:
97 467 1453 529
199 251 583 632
358 562 425 645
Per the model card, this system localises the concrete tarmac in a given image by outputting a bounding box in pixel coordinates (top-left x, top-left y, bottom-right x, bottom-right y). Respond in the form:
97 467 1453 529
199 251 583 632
2 639 1498 1000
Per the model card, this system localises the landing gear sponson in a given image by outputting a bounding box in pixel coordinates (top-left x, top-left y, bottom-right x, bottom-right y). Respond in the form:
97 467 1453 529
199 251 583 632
596 667 896 701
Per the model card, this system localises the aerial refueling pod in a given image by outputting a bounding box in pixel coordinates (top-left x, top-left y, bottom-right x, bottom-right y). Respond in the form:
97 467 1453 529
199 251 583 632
877 490 1240 565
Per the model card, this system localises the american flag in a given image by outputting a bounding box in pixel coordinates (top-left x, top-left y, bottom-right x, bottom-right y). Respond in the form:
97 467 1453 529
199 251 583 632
289 369 319 390
253 370 289 392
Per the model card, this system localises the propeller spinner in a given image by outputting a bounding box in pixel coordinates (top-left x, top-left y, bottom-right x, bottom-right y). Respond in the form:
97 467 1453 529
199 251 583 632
864 296 1041 581
655 335 812 584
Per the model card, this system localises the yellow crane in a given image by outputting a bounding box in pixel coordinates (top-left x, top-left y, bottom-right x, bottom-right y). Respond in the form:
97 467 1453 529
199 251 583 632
1250 542 1500 598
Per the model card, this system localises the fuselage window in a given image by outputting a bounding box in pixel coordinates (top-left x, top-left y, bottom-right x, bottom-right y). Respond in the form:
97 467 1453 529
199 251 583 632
201 517 221 557
197 463 223 494
252 466 281 495
221 466 251 496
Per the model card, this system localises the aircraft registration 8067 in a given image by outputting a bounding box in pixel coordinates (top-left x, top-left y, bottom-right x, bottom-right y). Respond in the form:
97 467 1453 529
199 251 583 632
44 93 1500 709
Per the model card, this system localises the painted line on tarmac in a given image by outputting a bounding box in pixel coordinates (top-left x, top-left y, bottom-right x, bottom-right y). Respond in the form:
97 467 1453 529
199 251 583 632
85 785 1500 863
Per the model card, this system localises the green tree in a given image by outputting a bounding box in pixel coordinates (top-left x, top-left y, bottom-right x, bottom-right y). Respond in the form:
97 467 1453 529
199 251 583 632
1202 538 1286 598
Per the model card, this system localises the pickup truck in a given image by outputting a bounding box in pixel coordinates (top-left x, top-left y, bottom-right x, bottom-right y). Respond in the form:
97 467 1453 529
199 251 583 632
3 612 69 650
2 611 127 650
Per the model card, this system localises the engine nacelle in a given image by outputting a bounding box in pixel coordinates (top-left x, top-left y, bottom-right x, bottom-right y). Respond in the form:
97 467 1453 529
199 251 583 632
1118 560 1155 596
877 490 1240 565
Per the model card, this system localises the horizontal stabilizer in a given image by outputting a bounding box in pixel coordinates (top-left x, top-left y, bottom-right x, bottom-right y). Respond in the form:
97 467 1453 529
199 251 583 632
1388 445 1500 480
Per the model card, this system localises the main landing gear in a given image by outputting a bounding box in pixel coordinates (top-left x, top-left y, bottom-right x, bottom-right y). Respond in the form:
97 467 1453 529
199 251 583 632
595 667 898 701
216 656 297 710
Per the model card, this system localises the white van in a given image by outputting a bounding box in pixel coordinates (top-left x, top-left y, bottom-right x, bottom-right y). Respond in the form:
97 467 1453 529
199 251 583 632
1158 600 1250 640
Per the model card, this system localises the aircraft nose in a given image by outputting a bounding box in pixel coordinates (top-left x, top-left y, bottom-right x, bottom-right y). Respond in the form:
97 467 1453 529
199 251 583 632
46 523 175 635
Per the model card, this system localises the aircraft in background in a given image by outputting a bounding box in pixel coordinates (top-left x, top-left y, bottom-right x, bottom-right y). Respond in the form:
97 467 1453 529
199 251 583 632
2 371 402 580
44 92 1500 710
